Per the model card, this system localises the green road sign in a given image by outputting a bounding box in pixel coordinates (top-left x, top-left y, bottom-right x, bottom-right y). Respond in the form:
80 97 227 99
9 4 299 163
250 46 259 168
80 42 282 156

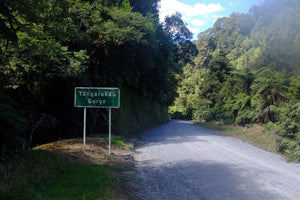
74 87 120 108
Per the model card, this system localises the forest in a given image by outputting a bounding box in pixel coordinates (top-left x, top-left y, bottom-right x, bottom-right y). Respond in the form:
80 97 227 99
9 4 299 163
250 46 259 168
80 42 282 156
170 0 300 160
0 0 188 158
1 0 300 162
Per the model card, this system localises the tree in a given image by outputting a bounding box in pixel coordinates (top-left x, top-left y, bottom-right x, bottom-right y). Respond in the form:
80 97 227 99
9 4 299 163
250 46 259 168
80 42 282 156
232 67 255 95
207 50 232 82
163 12 193 43
251 68 288 122
129 0 159 16
167 0 300 161
288 76 300 100
173 40 198 67
0 0 179 154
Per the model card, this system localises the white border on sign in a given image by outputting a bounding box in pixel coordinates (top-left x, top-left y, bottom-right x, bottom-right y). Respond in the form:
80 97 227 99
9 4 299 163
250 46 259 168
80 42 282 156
74 87 120 108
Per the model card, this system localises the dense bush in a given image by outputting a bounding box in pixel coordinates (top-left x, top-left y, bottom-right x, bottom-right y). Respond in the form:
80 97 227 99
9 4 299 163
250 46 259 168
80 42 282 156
0 0 178 154
170 0 300 160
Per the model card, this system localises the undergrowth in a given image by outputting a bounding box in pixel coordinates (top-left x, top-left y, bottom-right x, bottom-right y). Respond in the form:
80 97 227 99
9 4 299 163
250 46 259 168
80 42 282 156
0 150 123 200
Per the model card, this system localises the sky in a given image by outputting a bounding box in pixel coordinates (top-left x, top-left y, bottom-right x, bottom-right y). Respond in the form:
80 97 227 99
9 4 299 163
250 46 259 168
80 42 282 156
159 0 265 40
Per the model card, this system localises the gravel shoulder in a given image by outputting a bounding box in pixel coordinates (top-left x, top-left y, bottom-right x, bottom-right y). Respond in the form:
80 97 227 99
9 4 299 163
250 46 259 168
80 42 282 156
133 120 300 200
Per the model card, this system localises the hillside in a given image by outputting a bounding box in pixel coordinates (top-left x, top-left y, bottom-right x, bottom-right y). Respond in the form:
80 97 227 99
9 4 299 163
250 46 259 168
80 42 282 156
0 0 177 156
170 0 300 161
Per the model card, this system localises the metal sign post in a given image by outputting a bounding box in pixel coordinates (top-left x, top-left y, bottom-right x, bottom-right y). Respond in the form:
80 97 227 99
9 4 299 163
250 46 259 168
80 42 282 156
83 107 87 150
109 108 112 155
74 87 120 155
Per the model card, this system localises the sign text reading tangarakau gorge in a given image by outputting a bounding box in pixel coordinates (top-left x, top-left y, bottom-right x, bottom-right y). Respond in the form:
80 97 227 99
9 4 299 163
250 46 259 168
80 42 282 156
74 87 120 108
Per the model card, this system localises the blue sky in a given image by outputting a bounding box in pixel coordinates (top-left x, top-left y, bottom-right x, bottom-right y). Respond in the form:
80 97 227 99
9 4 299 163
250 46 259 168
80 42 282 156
159 0 265 40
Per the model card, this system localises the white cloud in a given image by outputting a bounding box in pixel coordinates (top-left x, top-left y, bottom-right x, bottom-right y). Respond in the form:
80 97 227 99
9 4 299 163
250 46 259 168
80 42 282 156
212 14 225 20
159 0 224 22
188 26 200 35
190 19 205 27
159 0 225 40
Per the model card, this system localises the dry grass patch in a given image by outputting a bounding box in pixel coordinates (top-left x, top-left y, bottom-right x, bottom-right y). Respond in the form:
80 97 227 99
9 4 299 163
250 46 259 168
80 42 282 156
1 136 139 200
34 136 134 165
195 121 278 154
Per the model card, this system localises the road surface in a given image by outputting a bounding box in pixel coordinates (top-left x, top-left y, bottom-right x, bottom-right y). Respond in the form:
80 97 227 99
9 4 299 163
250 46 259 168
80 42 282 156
134 120 300 200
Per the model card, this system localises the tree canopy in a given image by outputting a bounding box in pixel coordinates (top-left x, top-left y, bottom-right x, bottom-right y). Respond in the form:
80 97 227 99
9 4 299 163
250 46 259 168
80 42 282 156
170 0 300 161
0 0 180 156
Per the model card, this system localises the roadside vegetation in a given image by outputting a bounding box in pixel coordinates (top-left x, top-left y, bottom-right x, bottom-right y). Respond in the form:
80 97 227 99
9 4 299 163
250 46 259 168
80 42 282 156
0 150 120 200
0 0 183 157
0 136 136 200
195 121 279 158
1 0 300 197
170 0 300 161
0 0 191 198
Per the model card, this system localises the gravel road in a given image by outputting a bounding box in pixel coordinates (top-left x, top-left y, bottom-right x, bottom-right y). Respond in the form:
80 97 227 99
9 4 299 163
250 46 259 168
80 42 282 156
133 120 300 200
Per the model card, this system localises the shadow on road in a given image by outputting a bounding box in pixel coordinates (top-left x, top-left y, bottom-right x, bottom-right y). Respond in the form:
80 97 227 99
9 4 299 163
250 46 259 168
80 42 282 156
134 120 299 200
137 120 227 147
136 160 291 200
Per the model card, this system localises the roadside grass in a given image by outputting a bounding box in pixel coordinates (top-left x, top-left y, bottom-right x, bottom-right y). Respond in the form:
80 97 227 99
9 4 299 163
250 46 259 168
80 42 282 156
0 134 137 200
99 134 134 149
0 150 124 200
195 121 278 154
112 136 134 149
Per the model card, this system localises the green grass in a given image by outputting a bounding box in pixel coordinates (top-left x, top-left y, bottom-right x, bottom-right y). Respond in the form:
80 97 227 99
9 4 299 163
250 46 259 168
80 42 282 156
112 136 133 148
99 134 133 149
0 150 124 200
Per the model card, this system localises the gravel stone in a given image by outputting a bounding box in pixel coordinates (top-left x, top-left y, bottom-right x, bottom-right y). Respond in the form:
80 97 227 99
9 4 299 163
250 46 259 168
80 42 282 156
134 120 300 200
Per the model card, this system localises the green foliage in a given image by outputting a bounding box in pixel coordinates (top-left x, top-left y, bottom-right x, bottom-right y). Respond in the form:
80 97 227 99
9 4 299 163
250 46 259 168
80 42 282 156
288 76 300 100
170 0 300 160
0 150 122 199
0 91 27 130
90 6 152 45
163 12 193 43
1 0 177 154
278 139 300 162
264 102 300 160
0 91 28 155
251 68 288 123
232 67 255 95
173 41 198 67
